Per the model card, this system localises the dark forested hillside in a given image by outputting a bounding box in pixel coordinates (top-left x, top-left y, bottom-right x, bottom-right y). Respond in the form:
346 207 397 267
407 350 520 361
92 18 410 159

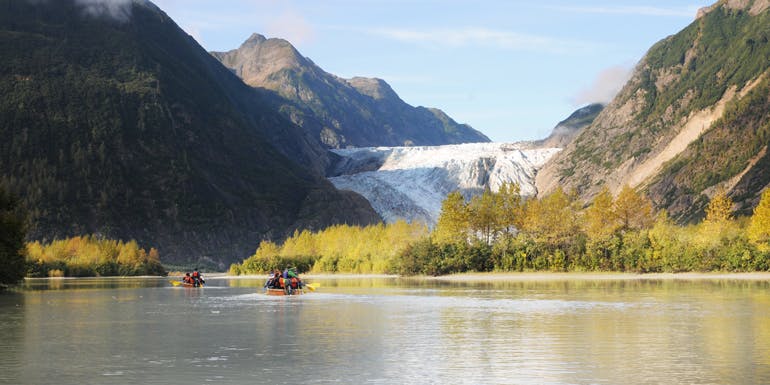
0 0 379 266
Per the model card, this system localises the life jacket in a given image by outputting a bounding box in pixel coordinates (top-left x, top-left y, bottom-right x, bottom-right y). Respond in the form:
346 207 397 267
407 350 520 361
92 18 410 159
192 271 200 278
291 277 299 289
278 277 285 288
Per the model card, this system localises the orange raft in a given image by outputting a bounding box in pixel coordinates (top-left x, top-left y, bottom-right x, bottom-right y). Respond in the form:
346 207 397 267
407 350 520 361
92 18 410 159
265 288 303 296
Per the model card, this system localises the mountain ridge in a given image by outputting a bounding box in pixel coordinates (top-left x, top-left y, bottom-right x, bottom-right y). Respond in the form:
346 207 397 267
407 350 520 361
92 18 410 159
536 0 770 221
0 0 379 266
211 33 490 149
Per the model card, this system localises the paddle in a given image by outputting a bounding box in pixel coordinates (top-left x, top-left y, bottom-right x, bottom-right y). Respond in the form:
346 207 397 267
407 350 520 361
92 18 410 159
304 283 320 292
169 280 183 286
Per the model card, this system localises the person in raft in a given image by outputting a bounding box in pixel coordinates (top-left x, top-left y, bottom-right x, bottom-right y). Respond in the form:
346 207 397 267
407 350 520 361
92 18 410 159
182 272 194 285
264 270 281 289
281 267 304 294
191 268 205 287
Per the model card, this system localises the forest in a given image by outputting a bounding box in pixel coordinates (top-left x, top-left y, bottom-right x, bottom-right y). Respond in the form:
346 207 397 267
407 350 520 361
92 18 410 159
230 183 770 276
25 236 166 277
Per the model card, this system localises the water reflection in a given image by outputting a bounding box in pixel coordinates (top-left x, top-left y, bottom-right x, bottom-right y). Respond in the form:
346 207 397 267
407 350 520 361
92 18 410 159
0 292 24 384
1 277 769 384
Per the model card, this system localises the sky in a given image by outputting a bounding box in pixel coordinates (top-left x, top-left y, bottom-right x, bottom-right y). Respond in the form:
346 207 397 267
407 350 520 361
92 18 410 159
151 0 713 142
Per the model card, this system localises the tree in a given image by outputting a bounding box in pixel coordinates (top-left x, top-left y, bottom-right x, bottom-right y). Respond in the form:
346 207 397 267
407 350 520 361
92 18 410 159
497 182 524 236
704 188 734 223
468 188 501 245
613 185 654 231
748 189 770 250
0 186 27 288
522 187 580 247
584 187 618 239
433 191 469 244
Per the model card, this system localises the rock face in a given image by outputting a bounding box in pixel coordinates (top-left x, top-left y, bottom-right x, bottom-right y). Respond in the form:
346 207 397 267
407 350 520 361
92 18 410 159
328 143 561 226
0 0 380 266
537 0 770 222
211 34 490 149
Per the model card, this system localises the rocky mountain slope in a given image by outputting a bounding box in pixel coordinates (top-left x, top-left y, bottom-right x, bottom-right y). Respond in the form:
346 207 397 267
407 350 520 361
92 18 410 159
211 34 490 149
537 0 770 222
535 103 604 148
329 143 561 226
0 0 379 266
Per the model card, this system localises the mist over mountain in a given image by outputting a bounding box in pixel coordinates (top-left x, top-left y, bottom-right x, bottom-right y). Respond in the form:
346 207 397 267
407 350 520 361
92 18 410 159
0 0 379 266
211 34 490 149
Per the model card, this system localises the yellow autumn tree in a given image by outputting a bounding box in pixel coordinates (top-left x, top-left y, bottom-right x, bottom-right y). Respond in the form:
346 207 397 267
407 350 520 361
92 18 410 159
613 185 654 231
748 189 770 251
497 182 524 236
704 188 734 223
583 187 618 240
433 191 469 244
522 187 580 248
468 188 501 245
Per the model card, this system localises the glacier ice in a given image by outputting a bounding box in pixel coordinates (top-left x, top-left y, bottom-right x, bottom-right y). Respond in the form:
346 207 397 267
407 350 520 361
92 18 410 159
327 142 561 227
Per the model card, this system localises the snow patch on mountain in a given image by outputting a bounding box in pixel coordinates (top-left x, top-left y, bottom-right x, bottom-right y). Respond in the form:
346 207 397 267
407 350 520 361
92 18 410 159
328 143 561 226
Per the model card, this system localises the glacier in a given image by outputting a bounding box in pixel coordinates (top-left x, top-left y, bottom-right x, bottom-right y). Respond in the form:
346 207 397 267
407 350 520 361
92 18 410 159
327 142 561 227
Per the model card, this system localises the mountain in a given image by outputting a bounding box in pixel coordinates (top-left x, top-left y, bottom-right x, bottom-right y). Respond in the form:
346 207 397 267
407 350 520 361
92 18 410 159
0 0 379 266
536 103 604 148
328 143 561 226
211 34 490 149
537 0 770 222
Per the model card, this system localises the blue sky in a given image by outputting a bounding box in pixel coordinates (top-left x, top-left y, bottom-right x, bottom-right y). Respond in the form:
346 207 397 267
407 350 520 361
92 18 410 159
152 0 713 142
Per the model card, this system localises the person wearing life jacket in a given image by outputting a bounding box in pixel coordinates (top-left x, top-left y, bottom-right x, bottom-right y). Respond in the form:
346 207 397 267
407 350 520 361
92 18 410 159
264 270 280 289
191 269 204 287
182 273 193 285
282 267 303 294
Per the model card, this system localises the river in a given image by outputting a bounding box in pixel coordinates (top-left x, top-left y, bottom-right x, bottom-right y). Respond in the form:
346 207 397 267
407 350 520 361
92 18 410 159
1 276 769 384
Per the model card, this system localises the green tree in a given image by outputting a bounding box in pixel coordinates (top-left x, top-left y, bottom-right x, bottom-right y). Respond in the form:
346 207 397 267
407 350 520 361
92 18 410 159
433 191 469 244
0 187 27 288
748 189 770 251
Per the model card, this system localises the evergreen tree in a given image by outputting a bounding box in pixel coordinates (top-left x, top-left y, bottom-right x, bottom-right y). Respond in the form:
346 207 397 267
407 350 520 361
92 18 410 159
0 186 27 288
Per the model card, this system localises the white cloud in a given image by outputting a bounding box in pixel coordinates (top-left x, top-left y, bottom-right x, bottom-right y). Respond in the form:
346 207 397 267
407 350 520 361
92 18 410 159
264 10 315 46
356 27 597 54
549 5 700 18
75 0 134 22
572 64 633 105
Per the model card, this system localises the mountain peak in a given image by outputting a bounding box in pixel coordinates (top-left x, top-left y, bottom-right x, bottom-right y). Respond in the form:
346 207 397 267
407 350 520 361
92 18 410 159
242 33 267 47
697 0 770 18
346 77 399 100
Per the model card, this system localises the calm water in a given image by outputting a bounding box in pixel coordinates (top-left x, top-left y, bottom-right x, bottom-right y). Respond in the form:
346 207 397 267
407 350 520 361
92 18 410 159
1 276 769 384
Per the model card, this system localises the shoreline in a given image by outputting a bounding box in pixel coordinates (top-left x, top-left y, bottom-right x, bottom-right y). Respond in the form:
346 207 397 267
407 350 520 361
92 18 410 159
206 272 770 281
425 271 770 282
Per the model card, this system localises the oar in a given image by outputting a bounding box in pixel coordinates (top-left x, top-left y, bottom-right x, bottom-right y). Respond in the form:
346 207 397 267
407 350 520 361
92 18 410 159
169 280 183 286
305 283 320 292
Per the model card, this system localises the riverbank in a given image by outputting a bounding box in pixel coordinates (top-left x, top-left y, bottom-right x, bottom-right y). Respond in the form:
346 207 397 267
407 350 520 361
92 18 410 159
206 272 770 281
427 271 770 282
